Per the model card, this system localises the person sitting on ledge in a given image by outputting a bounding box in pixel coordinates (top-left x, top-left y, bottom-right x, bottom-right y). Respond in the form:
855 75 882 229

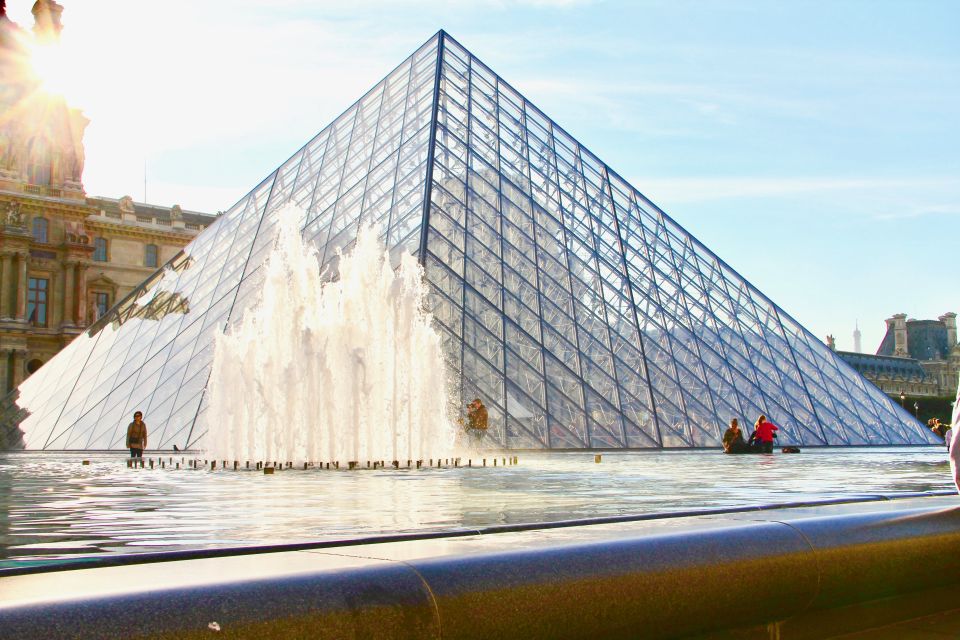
722 418 748 454
753 415 779 454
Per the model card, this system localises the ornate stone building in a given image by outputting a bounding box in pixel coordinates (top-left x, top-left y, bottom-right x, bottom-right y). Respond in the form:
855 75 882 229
0 2 215 391
832 312 960 399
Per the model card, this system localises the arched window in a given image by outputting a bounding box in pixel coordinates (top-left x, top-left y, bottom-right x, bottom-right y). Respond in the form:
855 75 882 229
32 217 48 243
93 237 108 262
145 243 158 268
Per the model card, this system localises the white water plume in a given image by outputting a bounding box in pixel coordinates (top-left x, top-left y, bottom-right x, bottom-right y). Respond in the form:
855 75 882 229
203 205 457 465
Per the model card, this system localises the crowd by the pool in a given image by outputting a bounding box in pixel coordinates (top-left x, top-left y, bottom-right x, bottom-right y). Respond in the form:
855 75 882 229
721 414 956 455
721 416 799 454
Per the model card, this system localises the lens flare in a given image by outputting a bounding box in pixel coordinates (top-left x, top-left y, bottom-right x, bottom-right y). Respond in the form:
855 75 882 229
28 41 72 100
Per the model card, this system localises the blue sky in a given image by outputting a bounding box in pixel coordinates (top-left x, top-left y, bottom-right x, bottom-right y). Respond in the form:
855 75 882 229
9 0 958 352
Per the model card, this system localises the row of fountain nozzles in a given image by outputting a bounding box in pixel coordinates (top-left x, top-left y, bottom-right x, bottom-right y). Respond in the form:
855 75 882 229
120 456 520 471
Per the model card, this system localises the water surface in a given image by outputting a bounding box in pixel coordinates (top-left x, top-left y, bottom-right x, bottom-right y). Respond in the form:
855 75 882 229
0 448 953 569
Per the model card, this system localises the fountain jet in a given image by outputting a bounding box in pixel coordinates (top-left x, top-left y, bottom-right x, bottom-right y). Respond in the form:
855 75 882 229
203 205 457 466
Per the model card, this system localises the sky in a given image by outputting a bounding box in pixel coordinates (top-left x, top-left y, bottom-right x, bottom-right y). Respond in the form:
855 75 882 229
7 0 958 353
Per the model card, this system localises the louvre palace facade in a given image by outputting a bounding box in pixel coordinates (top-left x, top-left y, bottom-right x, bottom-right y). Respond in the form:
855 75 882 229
0 2 215 394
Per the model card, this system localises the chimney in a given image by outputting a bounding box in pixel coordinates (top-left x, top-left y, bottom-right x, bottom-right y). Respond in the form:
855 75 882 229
891 313 908 356
941 312 957 347
826 335 836 351
853 322 862 354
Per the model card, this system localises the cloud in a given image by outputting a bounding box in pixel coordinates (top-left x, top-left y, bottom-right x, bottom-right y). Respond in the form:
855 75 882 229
873 203 960 221
633 176 960 226
233 0 597 9
634 176 960 204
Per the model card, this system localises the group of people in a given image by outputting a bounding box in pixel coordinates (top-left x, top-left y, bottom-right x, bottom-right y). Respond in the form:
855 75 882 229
928 418 952 449
722 415 787 454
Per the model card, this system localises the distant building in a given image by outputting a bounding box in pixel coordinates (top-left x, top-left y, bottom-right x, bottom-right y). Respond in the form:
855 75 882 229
832 313 959 399
0 2 215 391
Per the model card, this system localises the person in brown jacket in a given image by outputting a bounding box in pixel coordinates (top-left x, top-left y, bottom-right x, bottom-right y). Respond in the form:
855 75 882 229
722 418 747 454
126 411 147 458
466 398 489 443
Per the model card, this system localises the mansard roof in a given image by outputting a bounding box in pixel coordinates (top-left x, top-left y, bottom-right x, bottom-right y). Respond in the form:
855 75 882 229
877 319 950 361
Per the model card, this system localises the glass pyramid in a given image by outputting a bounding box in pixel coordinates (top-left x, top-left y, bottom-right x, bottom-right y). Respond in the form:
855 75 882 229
0 31 935 450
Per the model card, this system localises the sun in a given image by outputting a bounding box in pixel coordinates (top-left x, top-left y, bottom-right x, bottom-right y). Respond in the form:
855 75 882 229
27 39 80 105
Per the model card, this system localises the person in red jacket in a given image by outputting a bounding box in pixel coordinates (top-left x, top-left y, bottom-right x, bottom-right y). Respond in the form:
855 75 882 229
753 415 778 454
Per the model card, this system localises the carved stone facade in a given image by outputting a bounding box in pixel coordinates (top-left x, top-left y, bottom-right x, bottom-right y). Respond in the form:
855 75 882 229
834 312 960 399
0 3 86 200
0 3 215 392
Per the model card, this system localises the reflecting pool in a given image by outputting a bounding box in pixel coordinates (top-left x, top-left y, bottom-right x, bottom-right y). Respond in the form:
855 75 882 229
0 448 953 569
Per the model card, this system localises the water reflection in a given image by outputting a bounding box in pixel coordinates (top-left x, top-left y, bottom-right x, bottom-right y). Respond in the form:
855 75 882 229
0 448 953 568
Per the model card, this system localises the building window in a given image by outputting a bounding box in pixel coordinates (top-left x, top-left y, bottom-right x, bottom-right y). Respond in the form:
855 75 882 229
27 359 44 375
94 292 110 319
27 137 52 186
32 217 48 243
145 244 158 268
93 237 108 262
27 277 48 327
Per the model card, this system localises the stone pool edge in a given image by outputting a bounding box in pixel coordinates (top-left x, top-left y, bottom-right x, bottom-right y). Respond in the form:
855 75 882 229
1 493 959 639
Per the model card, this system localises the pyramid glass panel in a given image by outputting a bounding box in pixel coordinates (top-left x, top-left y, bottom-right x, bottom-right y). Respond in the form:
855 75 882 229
0 31 936 451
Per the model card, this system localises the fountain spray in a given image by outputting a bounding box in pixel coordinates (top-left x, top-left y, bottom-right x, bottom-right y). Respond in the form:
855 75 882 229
203 204 457 467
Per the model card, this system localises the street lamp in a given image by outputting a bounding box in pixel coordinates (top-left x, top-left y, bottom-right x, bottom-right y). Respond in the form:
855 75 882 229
899 391 905 408
914 402 919 419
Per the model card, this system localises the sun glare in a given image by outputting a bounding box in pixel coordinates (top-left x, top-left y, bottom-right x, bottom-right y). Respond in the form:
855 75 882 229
27 40 78 104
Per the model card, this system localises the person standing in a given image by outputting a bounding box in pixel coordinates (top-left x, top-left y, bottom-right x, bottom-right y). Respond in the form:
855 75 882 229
949 378 960 492
126 411 147 458
754 415 779 454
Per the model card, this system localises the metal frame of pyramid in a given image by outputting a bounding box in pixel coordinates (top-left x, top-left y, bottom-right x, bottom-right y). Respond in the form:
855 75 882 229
0 31 935 450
